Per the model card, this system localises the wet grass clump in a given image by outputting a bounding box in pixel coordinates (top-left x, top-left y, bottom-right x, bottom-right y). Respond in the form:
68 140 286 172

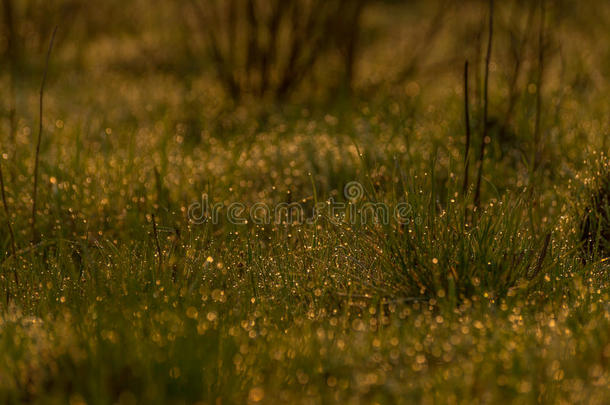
580 158 610 261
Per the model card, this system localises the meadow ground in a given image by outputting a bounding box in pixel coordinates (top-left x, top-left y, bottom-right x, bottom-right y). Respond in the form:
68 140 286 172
0 1 609 404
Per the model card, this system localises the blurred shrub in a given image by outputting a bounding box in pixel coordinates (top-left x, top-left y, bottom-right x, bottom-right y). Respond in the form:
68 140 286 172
184 0 367 100
0 0 150 72
1 0 79 64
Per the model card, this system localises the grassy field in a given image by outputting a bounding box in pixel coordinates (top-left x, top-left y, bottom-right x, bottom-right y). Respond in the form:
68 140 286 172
0 1 609 404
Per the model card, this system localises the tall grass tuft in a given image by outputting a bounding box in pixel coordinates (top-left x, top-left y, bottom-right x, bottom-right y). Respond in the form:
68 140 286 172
338 170 554 302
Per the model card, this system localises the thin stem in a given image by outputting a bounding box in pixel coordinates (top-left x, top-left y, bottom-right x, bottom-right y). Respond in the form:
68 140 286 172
474 0 493 212
502 3 536 134
462 60 471 198
3 0 18 180
31 26 58 244
527 0 546 234
0 159 18 285
152 214 163 273
533 0 545 171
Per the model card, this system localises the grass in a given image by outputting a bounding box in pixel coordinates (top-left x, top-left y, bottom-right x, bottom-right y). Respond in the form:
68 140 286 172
0 1 610 404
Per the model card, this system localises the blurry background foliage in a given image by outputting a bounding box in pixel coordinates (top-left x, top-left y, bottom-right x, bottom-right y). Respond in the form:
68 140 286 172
1 0 609 103
0 0 609 236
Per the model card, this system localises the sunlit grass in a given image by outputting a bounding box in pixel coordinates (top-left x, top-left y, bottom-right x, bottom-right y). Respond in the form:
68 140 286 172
1 1 610 404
